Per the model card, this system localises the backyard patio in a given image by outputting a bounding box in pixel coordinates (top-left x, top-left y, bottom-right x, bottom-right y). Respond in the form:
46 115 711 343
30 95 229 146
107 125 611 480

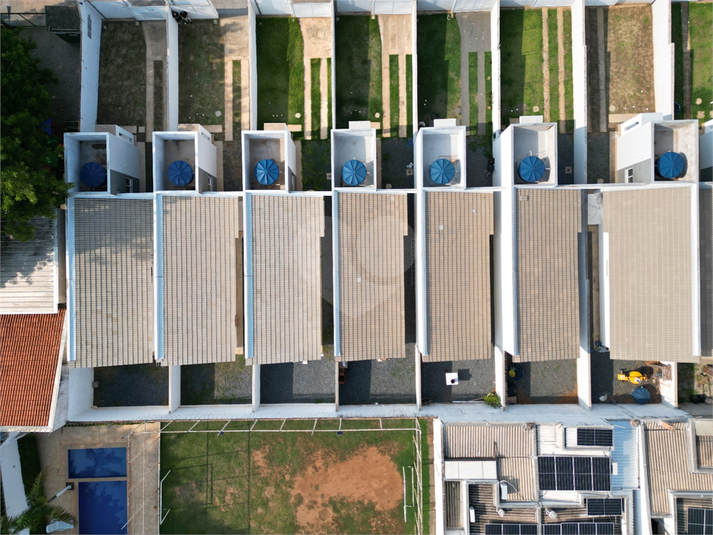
260 360 336 404
339 355 416 405
181 360 252 405
93 364 168 407
421 359 495 403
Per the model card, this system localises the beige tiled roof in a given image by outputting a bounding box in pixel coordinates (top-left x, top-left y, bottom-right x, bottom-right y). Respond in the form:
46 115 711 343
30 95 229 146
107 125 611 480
162 196 242 366
0 217 56 314
499 457 536 501
644 421 713 516
603 187 695 362
338 192 407 361
251 195 324 364
73 198 154 367
444 423 535 459
424 192 493 362
700 187 712 357
698 436 713 469
515 188 582 362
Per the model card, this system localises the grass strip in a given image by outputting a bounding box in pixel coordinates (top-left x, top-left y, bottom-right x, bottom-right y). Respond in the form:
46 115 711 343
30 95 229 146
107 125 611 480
327 57 332 131
301 139 331 191
421 419 431 533
563 9 574 127
485 51 493 127
547 10 559 123
446 17 462 119
500 9 544 125
390 54 400 135
311 58 321 136
406 54 413 133
287 18 305 130
468 51 478 131
154 60 164 131
689 3 713 125
232 60 241 131
671 3 684 115
368 17 383 129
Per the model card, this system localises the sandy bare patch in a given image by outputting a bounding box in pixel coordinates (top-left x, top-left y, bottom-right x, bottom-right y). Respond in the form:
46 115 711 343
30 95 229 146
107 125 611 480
291 446 402 532
252 446 269 471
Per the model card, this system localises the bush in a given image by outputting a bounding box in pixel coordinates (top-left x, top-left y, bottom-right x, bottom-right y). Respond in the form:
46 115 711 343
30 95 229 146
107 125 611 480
484 392 501 409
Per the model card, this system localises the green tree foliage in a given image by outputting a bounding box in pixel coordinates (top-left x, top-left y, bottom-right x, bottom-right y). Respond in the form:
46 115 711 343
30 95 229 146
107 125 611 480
1 27 70 241
2 473 75 534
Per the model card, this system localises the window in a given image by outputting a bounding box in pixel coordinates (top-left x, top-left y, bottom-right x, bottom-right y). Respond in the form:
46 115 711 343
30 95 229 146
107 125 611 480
538 457 611 491
586 498 623 516
688 508 713 535
577 428 613 447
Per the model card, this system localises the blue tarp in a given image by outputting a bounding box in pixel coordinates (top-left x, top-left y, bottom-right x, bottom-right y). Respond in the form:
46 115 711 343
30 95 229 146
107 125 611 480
430 159 455 185
518 156 546 183
342 159 367 186
80 162 107 188
255 158 279 185
167 160 194 186
656 151 684 179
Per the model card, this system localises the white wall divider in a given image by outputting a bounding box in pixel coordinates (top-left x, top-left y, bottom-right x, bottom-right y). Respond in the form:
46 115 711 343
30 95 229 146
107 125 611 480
571 0 587 184
412 0 419 135
249 0 258 130
652 0 674 118
166 6 179 131
490 0 501 134
79 1 103 132
169 365 181 412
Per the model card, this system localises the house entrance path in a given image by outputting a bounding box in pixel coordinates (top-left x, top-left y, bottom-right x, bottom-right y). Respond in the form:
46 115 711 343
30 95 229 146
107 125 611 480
221 16 251 141
301 17 332 140
143 21 166 135
457 13 490 135
379 15 412 138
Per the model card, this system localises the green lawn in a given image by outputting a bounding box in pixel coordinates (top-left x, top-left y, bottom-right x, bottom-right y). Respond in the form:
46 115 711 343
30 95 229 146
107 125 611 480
689 2 713 124
159 420 424 534
406 54 413 133
327 58 333 129
500 9 544 126
256 18 304 130
547 10 559 123
232 60 241 131
97 22 146 126
178 21 225 125
301 139 331 191
390 54 400 135
469 52 478 131
154 60 164 130
335 16 382 129
417 14 461 125
485 51 493 127
671 3 684 114
563 10 573 128
311 58 321 135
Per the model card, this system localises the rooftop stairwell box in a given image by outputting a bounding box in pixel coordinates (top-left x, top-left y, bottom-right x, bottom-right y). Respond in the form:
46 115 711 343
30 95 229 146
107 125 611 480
64 125 140 194
331 123 377 190
416 120 467 190
242 127 296 192
152 125 219 193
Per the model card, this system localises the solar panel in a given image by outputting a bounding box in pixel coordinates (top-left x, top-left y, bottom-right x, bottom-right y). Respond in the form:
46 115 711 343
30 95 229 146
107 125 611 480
577 428 613 447
483 525 538 535
538 457 611 491
688 508 713 535
542 524 617 535
587 498 623 516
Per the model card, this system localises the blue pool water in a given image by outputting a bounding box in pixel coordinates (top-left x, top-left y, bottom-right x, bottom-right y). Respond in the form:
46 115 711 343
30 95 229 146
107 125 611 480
68 448 127 478
78 481 127 535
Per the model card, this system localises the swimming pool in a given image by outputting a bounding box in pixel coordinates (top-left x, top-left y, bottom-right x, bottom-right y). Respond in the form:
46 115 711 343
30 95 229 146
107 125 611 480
68 447 127 478
78 481 127 535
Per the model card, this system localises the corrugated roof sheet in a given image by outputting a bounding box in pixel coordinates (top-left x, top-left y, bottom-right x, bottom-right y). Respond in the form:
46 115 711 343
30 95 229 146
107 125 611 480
603 187 695 362
515 188 581 362
697 436 713 469
0 217 56 314
645 421 713 516
444 423 535 459
73 198 154 367
0 310 65 428
700 187 712 357
251 195 324 364
162 196 242 366
611 422 639 490
499 457 536 501
338 192 407 361
424 192 493 362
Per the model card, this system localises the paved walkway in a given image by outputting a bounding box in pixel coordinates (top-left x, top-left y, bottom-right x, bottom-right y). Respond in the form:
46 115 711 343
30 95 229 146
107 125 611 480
457 13 490 134
143 21 167 135
301 17 332 140
221 16 251 141
380 15 412 138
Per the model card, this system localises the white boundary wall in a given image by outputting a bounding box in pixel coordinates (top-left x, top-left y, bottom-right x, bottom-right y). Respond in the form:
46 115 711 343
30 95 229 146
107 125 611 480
433 418 445 535
166 8 179 131
0 435 30 534
67 367 94 420
490 1 501 133
249 0 258 130
571 0 587 184
79 1 103 132
169 365 181 412
652 0 674 118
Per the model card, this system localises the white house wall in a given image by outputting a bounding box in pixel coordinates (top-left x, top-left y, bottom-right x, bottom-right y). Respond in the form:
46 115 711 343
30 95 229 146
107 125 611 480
335 0 374 13
249 1 258 129
67 367 94 420
490 1 501 133
373 0 416 15
79 2 102 132
107 133 140 181
572 0 587 183
652 0 674 118
166 9 179 130
87 0 134 19
293 3 333 17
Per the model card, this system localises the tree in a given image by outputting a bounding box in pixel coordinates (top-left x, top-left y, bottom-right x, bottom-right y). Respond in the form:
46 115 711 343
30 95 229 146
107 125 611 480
2 473 75 534
1 27 71 241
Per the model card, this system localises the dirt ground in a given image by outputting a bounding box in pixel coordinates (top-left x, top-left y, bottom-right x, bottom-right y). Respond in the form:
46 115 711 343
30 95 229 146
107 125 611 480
252 441 405 534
